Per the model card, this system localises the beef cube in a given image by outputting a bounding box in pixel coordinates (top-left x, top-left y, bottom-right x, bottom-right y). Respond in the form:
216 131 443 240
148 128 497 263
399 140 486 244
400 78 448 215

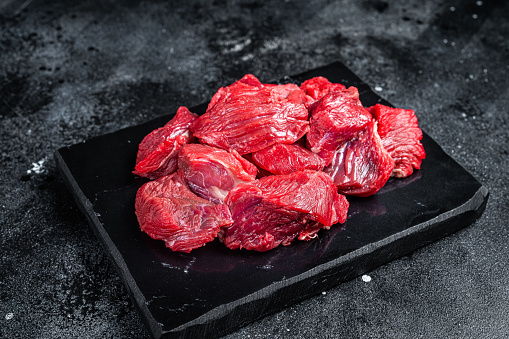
178 143 257 204
300 76 346 101
190 74 310 155
135 171 233 253
251 143 325 175
368 104 426 178
324 119 394 197
222 170 349 252
133 106 198 180
306 88 373 166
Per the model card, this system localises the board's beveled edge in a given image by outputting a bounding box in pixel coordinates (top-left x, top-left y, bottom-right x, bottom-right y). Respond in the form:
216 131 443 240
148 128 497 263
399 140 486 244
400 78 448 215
54 149 164 339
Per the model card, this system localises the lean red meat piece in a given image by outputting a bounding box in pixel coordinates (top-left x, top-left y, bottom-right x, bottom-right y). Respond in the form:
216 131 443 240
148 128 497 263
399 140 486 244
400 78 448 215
324 119 394 197
306 88 373 166
368 104 426 178
251 143 325 175
178 143 257 204
135 171 233 253
222 170 349 252
190 74 310 155
300 76 346 101
133 106 198 180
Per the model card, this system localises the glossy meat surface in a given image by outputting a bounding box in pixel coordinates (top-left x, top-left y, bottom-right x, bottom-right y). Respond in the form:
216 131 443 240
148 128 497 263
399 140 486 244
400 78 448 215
135 171 233 253
368 104 426 178
251 143 325 175
324 120 394 197
178 143 257 204
306 88 372 165
133 106 198 180
222 170 349 251
190 74 310 155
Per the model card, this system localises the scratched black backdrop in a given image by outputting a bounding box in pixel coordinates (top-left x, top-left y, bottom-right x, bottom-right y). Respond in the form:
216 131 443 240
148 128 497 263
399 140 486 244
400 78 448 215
1 0 508 338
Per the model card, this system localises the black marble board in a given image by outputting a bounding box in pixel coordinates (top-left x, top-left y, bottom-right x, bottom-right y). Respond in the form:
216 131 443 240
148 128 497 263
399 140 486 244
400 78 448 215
54 62 489 339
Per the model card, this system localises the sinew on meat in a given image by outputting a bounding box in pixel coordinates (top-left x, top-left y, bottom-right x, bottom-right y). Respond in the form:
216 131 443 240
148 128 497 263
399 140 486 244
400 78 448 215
178 143 257 204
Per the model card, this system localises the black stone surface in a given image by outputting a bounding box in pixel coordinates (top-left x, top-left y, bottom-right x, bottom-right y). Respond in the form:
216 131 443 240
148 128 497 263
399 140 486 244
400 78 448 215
1 1 508 338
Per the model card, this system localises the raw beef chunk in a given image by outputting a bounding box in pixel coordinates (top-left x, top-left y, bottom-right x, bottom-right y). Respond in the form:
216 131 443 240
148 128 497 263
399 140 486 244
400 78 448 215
251 143 325 175
178 143 257 204
190 74 310 155
368 104 426 178
306 88 372 166
222 170 349 251
324 119 394 197
300 76 346 101
135 171 233 253
134 106 198 180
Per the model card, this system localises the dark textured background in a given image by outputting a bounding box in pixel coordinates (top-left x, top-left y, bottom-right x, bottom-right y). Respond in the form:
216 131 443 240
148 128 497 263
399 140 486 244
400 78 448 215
1 0 508 338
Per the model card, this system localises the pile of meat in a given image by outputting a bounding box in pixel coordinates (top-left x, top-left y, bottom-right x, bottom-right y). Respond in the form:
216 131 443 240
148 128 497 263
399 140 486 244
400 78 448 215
134 75 425 253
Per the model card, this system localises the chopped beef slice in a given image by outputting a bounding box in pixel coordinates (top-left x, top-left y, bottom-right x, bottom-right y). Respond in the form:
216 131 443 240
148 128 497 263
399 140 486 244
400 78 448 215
324 119 394 197
178 143 257 204
135 171 233 253
222 170 349 251
368 104 426 178
306 87 373 166
190 74 310 155
251 142 325 175
133 106 198 180
300 76 346 101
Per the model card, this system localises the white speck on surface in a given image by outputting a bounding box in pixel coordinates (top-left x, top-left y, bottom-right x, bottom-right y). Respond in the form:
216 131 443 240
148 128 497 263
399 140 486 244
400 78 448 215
322 291 326 295
469 74 475 79
161 28 166 33
476 1 483 6
451 41 456 46
461 112 467 118
450 6 456 11
472 14 478 19
27 158 47 174
374 86 383 92
287 328 290 332
5 313 14 320
443 39 448 44
362 274 372 282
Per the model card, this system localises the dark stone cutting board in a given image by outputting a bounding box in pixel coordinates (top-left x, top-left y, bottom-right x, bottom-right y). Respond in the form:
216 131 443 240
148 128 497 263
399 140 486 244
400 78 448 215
55 62 488 339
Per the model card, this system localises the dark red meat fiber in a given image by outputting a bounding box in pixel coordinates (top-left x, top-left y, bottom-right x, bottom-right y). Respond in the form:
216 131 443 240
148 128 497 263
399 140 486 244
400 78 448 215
178 143 257 204
300 76 346 101
368 104 426 178
222 170 349 251
190 74 310 155
135 171 233 253
251 143 325 175
324 119 394 197
306 88 372 166
133 106 198 180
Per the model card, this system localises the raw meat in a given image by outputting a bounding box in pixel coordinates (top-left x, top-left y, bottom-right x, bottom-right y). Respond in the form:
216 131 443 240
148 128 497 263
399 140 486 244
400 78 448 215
133 106 198 180
306 88 373 166
178 143 257 204
190 74 310 155
368 104 426 178
222 170 349 251
300 76 346 101
135 171 233 253
251 143 325 175
324 119 394 197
